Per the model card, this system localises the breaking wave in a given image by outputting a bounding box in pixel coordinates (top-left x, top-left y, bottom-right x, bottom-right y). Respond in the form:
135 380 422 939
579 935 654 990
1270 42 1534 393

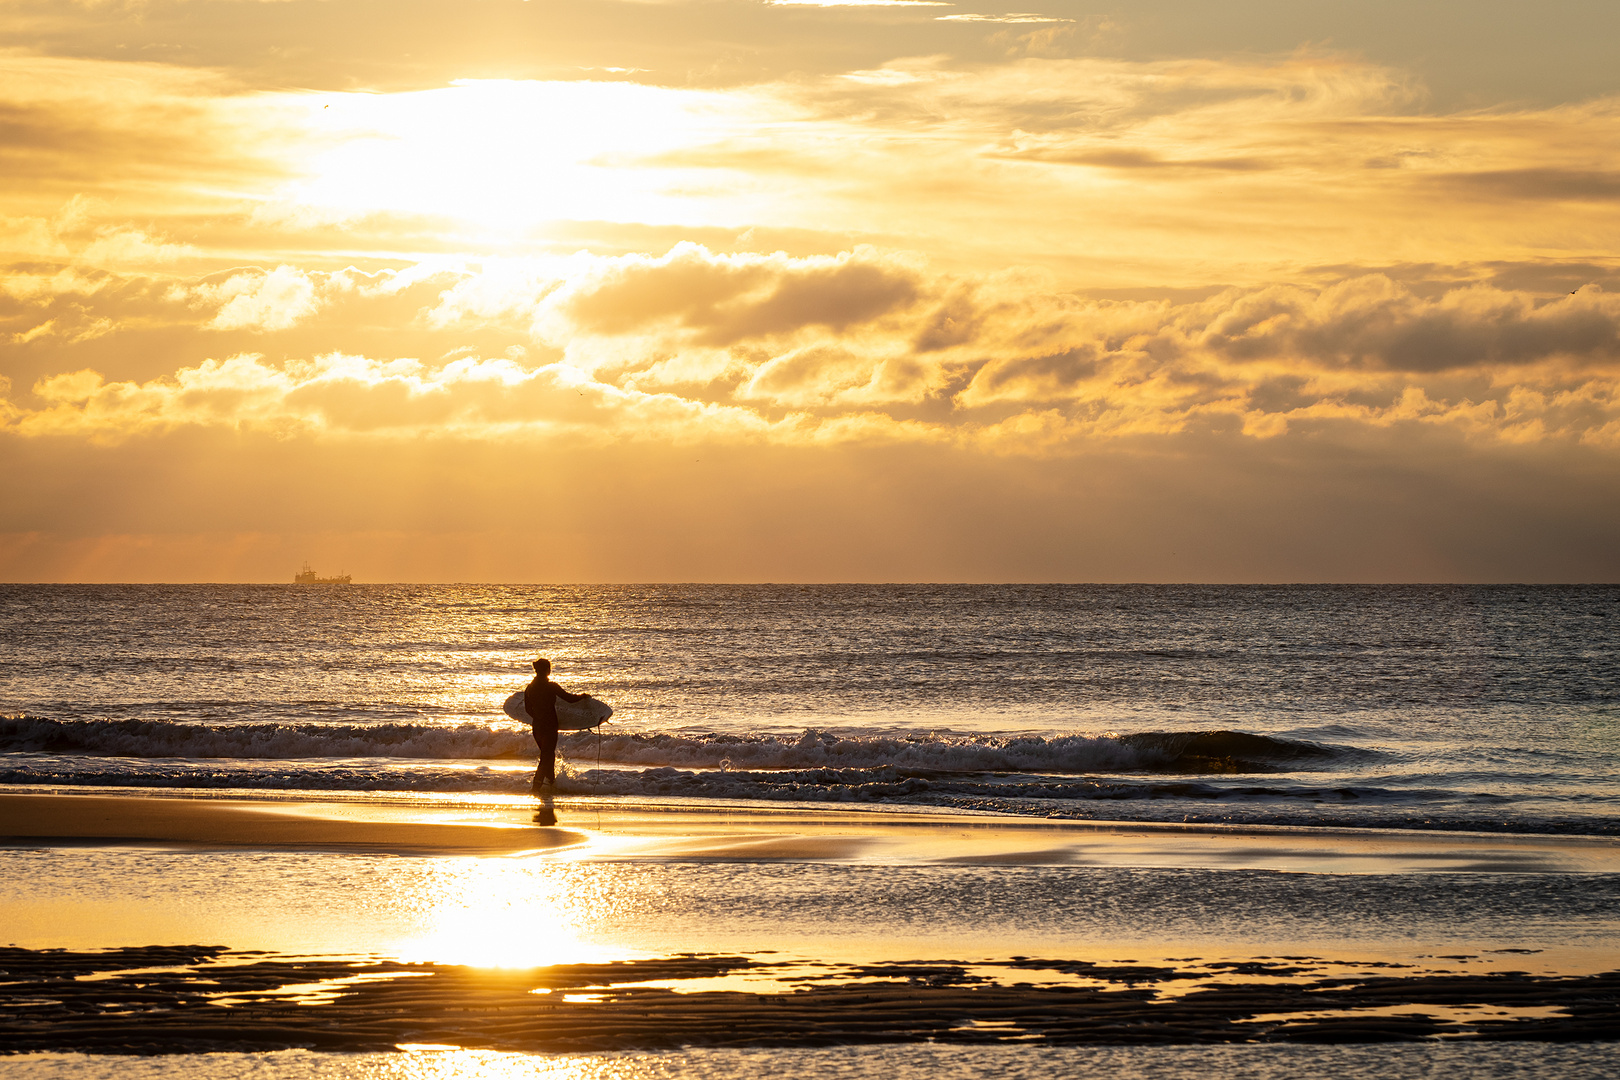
0 716 533 761
0 716 1359 776
6 715 1608 834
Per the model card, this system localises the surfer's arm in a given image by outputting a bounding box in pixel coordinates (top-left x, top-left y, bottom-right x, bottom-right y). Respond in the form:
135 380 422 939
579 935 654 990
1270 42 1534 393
550 682 586 703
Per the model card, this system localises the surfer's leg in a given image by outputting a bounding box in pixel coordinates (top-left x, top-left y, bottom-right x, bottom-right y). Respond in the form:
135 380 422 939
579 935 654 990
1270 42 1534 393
530 725 555 793
537 724 559 785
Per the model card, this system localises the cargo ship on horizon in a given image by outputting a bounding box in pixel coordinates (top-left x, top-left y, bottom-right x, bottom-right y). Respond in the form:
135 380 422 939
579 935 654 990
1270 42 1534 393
293 563 351 585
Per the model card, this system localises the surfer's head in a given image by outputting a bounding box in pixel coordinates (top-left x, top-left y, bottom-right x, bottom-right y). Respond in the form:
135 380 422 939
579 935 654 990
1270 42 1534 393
532 657 551 675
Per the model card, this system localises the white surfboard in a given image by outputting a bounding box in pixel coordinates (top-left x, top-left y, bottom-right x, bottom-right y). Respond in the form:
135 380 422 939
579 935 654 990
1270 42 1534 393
503 690 613 730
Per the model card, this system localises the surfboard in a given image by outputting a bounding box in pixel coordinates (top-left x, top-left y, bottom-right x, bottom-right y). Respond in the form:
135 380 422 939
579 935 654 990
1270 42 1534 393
503 690 613 730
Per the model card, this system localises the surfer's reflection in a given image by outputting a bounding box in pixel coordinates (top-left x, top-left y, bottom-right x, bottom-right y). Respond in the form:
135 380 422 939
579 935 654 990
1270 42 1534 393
532 800 558 827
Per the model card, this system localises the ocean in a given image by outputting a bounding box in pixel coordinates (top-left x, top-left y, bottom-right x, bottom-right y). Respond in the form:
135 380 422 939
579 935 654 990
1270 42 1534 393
4 584 1620 1076
3 583 1617 836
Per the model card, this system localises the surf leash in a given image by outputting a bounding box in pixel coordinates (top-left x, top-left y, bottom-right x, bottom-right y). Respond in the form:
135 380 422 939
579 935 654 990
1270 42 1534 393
596 723 602 829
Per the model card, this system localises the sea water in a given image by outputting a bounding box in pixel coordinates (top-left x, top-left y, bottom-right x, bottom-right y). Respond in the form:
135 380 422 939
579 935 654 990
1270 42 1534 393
4 584 1620 1078
9 1044 1620 1080
2 584 1617 834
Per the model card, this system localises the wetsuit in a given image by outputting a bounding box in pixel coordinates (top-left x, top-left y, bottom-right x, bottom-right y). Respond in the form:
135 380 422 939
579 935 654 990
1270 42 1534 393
524 677 583 786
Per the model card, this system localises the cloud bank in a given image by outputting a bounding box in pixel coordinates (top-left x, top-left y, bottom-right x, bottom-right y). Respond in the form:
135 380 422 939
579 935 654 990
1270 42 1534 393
5 246 1618 452
2 17 1618 580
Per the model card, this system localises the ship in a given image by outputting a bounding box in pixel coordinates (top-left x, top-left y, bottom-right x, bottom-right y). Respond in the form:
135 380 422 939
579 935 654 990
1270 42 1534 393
293 562 352 585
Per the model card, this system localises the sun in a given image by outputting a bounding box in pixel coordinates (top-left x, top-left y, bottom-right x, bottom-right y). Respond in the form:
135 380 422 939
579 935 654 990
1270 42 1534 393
276 79 765 236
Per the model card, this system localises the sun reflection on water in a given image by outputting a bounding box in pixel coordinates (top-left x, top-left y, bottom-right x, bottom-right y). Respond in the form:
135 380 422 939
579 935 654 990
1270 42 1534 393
298 1050 720 1079
388 857 642 970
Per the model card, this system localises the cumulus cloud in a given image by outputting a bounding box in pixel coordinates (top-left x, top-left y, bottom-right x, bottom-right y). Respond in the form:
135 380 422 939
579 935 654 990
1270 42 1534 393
1 197 196 266
150 264 437 333
468 249 1620 443
7 261 1620 450
738 345 938 408
199 266 323 331
0 258 476 370
3 351 772 444
1193 278 1620 372
534 243 923 346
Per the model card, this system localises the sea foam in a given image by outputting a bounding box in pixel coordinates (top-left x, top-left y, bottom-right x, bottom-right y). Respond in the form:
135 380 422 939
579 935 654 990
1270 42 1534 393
0 716 1351 775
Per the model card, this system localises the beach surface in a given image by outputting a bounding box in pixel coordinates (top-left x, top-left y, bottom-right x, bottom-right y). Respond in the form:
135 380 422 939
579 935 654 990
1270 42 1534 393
0 792 586 855
3 788 1619 1063
4 790 1620 871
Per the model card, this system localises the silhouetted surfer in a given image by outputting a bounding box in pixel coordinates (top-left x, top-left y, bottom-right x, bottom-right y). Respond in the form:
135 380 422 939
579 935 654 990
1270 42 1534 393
525 657 584 795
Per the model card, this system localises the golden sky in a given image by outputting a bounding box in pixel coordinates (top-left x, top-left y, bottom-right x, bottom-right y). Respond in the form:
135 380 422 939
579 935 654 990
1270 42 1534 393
3 0 1618 581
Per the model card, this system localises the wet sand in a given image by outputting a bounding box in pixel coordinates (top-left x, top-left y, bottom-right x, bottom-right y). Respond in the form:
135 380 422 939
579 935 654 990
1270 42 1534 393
0 793 585 855
4 790 1618 873
3 790 1618 1053
1 945 1615 1052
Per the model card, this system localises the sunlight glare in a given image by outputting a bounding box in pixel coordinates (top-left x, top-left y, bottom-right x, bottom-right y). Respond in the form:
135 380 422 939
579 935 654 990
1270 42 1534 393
284 80 767 232
391 859 639 970
329 1049 680 1079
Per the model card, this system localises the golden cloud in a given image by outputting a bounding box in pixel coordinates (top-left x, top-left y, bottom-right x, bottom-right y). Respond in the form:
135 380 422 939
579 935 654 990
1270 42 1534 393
5 248 1619 451
0 49 1614 281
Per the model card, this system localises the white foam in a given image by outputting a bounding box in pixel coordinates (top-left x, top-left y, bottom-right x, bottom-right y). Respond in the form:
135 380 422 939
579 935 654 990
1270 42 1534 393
0 717 1347 774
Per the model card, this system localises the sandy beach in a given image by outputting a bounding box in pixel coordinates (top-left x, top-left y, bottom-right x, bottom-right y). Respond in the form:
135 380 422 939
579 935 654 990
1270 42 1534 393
0 792 586 855
3 789 1618 1059
4 790 1619 872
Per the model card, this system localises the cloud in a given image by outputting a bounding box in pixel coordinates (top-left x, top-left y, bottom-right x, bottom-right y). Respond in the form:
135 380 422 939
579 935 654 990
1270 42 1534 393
4 49 1620 290
737 345 938 407
78 225 195 266
1437 168 1620 202
7 260 1620 451
540 244 923 346
198 266 323 332
3 351 773 444
0 54 291 200
1001 148 1272 171
938 13 1073 23
1 196 196 266
11 319 56 344
1191 277 1620 372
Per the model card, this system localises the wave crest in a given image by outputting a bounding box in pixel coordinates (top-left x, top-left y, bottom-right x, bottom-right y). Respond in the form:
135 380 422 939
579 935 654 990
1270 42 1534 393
0 716 533 760
0 716 1355 775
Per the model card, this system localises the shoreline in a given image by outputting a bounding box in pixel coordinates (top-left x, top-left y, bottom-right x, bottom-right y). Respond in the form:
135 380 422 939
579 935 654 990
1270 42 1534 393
0 792 586 855
3 788 1618 872
4 789 1617 1054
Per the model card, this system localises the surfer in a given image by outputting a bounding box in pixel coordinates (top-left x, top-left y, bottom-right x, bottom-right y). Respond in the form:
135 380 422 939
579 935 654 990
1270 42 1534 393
524 657 585 794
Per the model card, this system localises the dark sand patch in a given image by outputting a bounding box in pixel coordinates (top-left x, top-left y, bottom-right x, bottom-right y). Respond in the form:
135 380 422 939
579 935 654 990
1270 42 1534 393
1 947 1614 1054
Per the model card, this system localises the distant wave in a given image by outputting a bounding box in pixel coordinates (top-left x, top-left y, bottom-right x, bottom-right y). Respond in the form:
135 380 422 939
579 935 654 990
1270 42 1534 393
564 728 1352 775
7 716 1609 834
0 717 1359 776
0 716 534 761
